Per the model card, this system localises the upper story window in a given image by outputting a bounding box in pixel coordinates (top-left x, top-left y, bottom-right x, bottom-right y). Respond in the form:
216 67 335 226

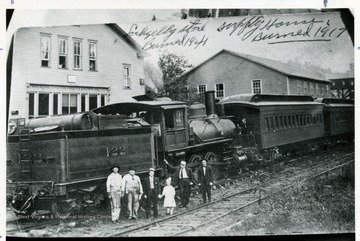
252 79 262 94
297 80 302 94
316 83 319 94
123 65 131 88
310 82 314 94
89 41 97 71
73 40 82 70
58 38 68 69
41 35 51 67
303 81 308 94
215 83 224 98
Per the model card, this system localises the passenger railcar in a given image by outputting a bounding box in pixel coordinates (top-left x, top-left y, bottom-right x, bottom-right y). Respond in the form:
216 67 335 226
315 98 354 137
221 94 325 151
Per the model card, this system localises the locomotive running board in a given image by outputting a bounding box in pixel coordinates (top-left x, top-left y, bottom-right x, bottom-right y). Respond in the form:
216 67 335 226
167 138 233 153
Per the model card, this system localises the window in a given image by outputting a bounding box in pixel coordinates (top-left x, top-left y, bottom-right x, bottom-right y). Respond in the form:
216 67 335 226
299 115 302 126
62 94 78 114
304 81 308 94
124 65 131 88
89 42 97 71
38 93 49 116
215 83 224 98
265 117 269 131
81 94 86 112
313 114 317 125
89 94 98 110
53 93 58 115
279 116 283 129
198 85 207 97
41 35 51 67
288 115 292 128
58 38 67 69
283 116 287 129
29 93 35 118
321 85 325 96
74 40 82 69
316 83 319 95
297 80 302 94
270 117 274 130
310 82 314 95
175 109 185 128
101 95 105 106
275 116 279 130
252 80 262 94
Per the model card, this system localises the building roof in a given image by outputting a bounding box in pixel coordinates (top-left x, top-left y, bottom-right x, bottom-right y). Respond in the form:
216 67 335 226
106 24 149 57
326 72 354 80
184 49 329 82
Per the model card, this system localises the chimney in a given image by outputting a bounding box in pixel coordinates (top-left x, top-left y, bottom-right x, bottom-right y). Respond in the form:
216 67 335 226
204 91 218 118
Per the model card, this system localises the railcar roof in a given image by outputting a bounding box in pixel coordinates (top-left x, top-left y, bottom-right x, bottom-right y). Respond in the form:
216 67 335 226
315 98 354 105
222 101 323 107
221 94 315 104
91 101 186 115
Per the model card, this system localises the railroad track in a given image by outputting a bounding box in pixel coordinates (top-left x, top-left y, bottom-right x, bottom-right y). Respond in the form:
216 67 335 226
6 214 60 236
6 149 353 237
109 152 354 237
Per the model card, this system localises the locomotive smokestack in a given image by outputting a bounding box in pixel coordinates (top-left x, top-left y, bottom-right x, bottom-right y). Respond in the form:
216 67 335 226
205 91 218 118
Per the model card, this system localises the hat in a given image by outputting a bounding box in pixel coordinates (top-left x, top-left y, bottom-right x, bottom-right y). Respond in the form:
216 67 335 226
111 165 120 171
128 166 136 171
149 168 155 172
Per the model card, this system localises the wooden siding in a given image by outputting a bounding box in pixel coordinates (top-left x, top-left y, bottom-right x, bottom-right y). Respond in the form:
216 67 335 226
10 24 145 119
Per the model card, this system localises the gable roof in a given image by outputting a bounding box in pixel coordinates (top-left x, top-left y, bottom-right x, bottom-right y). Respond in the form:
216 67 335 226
106 23 149 57
184 49 329 82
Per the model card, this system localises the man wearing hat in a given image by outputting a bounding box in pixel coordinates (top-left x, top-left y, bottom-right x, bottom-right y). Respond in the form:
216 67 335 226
122 166 143 220
164 159 195 208
106 165 123 223
143 168 161 218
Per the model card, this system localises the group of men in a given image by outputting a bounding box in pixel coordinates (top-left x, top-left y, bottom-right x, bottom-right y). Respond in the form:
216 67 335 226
106 159 214 223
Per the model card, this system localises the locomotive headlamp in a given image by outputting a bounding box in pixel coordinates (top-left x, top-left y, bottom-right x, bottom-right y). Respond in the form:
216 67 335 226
8 120 17 135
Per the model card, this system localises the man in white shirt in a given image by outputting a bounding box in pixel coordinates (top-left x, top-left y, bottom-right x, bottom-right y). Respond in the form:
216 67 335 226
122 166 143 220
106 165 123 223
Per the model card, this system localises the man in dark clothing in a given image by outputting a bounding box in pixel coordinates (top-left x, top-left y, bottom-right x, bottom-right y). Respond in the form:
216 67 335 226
164 159 195 208
143 168 161 218
197 159 214 203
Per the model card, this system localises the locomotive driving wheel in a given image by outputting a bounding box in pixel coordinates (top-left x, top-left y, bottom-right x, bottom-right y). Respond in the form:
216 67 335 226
51 199 75 219
204 151 221 180
188 154 202 182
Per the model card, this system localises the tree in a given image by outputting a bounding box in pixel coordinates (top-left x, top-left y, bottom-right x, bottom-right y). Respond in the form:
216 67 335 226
158 52 202 104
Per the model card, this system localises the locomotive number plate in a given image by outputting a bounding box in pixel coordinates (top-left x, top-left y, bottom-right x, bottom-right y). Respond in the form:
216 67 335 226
106 147 126 158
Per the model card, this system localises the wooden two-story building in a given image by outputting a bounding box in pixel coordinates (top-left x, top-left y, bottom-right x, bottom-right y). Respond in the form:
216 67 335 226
8 24 148 120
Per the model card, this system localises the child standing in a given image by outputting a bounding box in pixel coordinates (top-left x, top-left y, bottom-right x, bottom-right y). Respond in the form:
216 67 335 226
159 177 176 215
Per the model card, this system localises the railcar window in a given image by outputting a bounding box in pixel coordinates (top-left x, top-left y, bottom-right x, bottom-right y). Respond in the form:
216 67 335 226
265 117 269 132
316 113 320 124
307 114 310 125
288 115 292 128
319 113 323 124
270 117 274 130
295 115 299 127
299 115 302 126
175 109 185 128
313 114 317 125
303 114 306 126
292 115 296 127
165 110 175 129
279 116 283 129
284 115 287 129
275 116 279 130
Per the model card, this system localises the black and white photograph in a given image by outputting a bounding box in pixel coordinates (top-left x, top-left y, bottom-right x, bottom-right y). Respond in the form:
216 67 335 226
2 3 356 239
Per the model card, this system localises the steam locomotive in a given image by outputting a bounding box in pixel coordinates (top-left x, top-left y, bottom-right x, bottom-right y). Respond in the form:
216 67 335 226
6 91 354 218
